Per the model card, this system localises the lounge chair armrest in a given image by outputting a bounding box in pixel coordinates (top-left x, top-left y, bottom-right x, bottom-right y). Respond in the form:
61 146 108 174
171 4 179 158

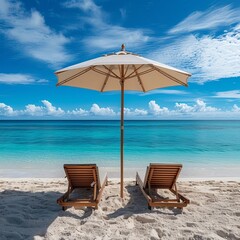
170 188 190 203
96 173 108 203
136 172 152 203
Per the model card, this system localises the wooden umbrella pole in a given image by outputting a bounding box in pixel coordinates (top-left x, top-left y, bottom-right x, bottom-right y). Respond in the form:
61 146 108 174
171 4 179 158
120 65 124 198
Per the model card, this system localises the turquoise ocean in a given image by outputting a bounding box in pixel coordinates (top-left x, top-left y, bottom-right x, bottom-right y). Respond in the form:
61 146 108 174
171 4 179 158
0 120 240 178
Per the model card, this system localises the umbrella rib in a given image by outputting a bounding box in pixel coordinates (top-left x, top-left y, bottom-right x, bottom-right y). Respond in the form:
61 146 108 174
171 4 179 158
124 65 144 79
100 67 112 92
125 67 155 80
124 65 130 77
118 65 121 78
56 67 92 86
102 65 121 79
91 66 120 79
133 65 146 92
150 65 188 87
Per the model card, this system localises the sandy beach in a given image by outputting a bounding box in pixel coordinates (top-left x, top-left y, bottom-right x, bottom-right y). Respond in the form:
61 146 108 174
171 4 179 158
0 178 240 240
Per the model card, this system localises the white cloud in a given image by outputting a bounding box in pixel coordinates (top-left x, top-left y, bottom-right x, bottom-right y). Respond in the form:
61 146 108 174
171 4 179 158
81 26 150 51
124 108 148 116
90 103 116 116
68 108 89 116
0 73 48 85
232 104 240 112
41 100 64 115
0 0 72 66
150 27 240 83
194 99 218 112
21 100 64 116
175 103 194 113
0 100 240 119
169 5 240 34
0 103 16 116
63 0 102 21
24 104 44 116
141 89 188 96
213 90 240 99
63 0 151 51
175 99 218 113
148 100 170 115
173 100 240 119
148 5 240 84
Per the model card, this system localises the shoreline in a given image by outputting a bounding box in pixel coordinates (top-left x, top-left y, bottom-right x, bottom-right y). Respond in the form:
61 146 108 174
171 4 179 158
1 176 240 181
1 163 240 178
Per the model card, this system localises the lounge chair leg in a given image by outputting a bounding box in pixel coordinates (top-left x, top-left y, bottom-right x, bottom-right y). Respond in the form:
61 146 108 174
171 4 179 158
148 205 152 210
62 206 66 211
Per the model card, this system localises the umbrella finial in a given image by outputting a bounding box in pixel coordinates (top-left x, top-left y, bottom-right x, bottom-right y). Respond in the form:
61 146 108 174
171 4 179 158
121 44 126 51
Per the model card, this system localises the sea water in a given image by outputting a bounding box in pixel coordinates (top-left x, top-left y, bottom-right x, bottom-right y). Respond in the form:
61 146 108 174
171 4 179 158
0 120 239 178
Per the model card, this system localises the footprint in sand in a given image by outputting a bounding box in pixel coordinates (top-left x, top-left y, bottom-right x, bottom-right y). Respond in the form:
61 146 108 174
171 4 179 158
154 228 166 238
190 200 201 206
120 230 131 236
166 215 178 220
135 215 156 223
216 230 240 240
181 228 192 234
186 222 198 227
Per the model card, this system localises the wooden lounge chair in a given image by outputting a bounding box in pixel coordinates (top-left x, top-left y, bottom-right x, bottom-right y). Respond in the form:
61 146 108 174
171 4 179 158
57 164 108 210
136 163 189 210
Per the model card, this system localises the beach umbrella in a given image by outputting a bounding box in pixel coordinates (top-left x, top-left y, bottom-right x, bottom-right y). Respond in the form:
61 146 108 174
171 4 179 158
55 44 191 198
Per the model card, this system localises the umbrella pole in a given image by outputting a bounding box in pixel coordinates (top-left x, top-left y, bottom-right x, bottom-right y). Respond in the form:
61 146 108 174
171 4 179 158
120 65 124 198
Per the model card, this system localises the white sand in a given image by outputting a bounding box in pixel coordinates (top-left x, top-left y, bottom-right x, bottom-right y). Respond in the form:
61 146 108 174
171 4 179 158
0 178 240 240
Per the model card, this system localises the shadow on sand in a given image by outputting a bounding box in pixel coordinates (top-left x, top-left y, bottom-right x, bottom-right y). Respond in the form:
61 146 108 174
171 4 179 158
0 189 93 240
0 183 182 239
107 184 182 219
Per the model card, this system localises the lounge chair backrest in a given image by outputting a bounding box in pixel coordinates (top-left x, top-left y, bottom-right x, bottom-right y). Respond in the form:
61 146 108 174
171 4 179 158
64 164 100 189
144 164 182 189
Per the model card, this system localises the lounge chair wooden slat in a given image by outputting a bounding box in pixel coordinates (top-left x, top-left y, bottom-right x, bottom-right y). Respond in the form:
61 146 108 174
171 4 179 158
70 180 93 183
57 164 108 210
152 172 179 175
66 170 93 172
66 168 94 171
70 182 92 186
70 178 93 181
67 172 93 175
152 171 179 174
70 176 93 179
151 178 175 182
151 179 174 182
68 176 94 180
151 181 174 184
151 182 174 186
151 178 174 181
136 163 189 210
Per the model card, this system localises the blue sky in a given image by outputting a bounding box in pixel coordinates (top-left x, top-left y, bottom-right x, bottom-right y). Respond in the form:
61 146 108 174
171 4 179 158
0 0 240 119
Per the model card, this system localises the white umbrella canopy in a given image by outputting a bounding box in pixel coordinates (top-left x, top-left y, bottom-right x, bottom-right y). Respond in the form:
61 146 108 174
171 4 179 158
55 44 191 198
56 47 189 92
